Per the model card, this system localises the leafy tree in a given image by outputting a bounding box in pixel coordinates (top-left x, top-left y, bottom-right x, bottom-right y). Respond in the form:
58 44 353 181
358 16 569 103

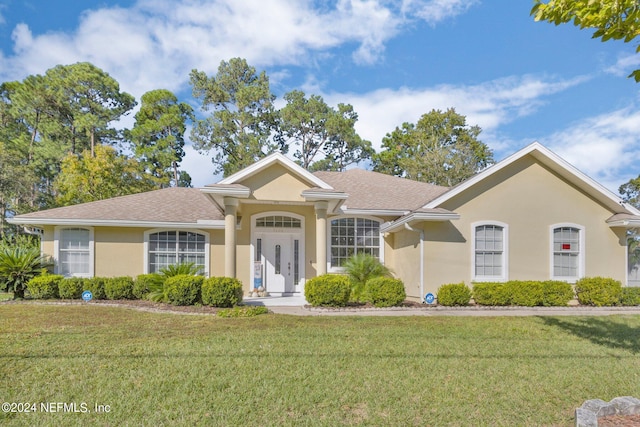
53 145 156 206
190 58 280 176
278 91 373 171
373 108 493 186
531 0 640 81
44 62 136 155
0 246 52 299
129 89 194 187
0 141 35 236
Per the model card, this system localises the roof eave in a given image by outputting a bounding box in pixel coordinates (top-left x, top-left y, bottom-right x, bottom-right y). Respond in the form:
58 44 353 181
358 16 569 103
381 212 460 233
7 217 226 229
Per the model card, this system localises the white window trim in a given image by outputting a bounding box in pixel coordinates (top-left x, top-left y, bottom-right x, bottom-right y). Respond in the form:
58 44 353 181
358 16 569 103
53 226 95 278
143 229 210 276
550 223 585 282
471 221 509 283
327 215 385 273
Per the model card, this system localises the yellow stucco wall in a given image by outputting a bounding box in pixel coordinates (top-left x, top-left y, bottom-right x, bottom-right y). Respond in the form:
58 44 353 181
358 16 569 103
94 227 145 277
388 155 627 298
238 163 312 202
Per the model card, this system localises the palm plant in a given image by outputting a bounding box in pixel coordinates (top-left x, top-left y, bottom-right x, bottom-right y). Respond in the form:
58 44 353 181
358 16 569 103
159 262 202 278
0 246 53 299
343 253 392 302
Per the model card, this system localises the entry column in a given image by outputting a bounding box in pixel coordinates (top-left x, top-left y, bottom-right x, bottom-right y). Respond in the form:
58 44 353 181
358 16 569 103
224 197 239 278
315 201 328 275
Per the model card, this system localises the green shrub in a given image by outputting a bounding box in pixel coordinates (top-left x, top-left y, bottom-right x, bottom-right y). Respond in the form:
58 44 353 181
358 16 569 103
217 306 269 318
343 253 392 302
85 277 107 300
133 274 163 299
104 276 135 300
505 281 544 307
305 274 351 307
620 287 640 306
473 281 574 306
58 277 86 299
437 282 471 306
202 277 243 307
164 274 203 306
472 283 510 306
26 274 62 299
540 281 574 306
365 277 406 307
575 277 622 306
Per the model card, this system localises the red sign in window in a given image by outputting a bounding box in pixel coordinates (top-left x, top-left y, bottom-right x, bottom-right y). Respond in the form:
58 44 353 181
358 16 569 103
562 244 571 250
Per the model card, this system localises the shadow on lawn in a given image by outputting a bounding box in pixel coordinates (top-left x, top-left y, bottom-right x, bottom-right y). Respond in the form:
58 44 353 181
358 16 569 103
541 316 640 354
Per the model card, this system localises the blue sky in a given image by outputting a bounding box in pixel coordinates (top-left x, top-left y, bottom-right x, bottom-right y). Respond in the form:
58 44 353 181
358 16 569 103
1 0 639 193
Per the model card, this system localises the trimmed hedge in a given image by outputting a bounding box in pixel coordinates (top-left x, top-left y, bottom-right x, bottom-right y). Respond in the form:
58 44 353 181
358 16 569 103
437 282 471 306
105 276 135 300
621 287 640 306
164 274 203 306
26 274 63 299
472 280 573 306
575 277 622 307
86 277 107 300
58 277 86 299
472 282 510 306
305 274 351 307
133 273 164 299
202 277 243 307
365 277 406 307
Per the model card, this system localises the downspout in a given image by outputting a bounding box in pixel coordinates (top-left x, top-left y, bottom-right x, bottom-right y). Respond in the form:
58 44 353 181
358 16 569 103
404 223 425 303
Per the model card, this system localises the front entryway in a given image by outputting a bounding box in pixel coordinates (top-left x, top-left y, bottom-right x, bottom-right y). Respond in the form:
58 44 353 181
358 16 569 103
252 213 305 296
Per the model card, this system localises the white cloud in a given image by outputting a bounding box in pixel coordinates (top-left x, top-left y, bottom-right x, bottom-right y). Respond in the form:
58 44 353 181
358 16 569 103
605 53 640 78
402 0 479 25
539 107 640 192
324 74 589 151
0 0 478 97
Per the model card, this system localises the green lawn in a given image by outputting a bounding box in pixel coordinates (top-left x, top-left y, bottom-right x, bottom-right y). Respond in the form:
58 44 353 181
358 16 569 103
1 305 639 426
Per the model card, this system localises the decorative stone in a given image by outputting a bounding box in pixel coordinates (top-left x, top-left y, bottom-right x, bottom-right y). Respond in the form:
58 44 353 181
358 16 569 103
576 397 640 426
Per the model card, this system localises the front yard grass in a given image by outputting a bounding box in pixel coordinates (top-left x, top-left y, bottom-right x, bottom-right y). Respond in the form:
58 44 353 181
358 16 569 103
1 305 639 426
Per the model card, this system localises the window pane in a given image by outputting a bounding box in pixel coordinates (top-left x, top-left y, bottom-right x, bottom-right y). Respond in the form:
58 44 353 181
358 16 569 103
475 225 504 277
149 231 206 274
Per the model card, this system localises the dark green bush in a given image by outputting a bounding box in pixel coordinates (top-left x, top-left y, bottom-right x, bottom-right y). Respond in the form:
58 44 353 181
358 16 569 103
26 274 62 299
575 277 622 306
85 277 107 300
473 281 573 306
58 277 86 299
305 274 351 307
365 277 406 307
202 277 243 307
133 273 163 299
472 282 510 306
217 306 269 317
164 274 203 306
620 287 640 306
105 276 135 300
437 282 471 306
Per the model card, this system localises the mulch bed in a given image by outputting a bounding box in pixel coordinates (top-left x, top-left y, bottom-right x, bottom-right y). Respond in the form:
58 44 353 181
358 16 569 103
598 414 640 426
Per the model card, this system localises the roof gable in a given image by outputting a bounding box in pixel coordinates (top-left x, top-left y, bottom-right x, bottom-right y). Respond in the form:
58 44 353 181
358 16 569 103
424 142 640 216
218 152 333 190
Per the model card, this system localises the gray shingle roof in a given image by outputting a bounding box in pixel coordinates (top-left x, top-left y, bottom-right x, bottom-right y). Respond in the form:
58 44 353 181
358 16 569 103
14 187 223 223
313 169 449 211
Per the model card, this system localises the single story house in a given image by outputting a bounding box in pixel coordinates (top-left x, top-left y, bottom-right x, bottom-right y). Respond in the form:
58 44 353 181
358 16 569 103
9 142 640 301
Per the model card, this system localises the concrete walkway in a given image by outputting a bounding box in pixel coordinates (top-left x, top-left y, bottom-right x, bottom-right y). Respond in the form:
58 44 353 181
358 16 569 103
242 296 640 316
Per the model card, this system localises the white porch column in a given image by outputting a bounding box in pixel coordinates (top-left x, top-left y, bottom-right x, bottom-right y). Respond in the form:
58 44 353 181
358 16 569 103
224 197 239 278
315 201 328 275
